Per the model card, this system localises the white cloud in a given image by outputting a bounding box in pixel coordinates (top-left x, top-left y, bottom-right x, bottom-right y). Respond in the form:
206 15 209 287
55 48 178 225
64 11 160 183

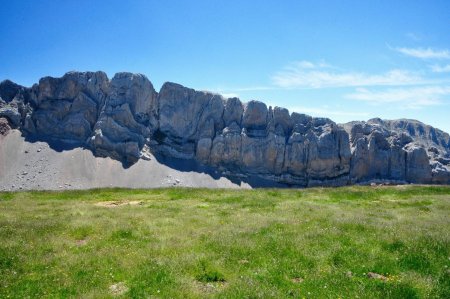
430 64 450 73
221 92 240 98
393 47 450 59
345 86 450 109
272 61 424 89
285 60 331 70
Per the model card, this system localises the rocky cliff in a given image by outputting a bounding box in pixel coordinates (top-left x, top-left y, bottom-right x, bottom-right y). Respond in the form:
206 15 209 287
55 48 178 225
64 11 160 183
1 71 449 187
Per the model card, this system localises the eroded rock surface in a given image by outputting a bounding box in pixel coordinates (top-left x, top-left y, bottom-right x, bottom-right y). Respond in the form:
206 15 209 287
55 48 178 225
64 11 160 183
89 73 156 164
343 118 450 184
24 71 109 143
1 71 449 186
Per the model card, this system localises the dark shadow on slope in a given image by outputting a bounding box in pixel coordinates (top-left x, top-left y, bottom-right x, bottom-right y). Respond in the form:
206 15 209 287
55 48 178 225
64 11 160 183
19 130 447 187
152 151 290 188
23 133 86 152
19 130 293 188
23 132 137 169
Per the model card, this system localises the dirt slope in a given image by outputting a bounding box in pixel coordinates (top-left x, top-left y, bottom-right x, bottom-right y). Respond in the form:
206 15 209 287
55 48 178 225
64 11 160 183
0 130 248 191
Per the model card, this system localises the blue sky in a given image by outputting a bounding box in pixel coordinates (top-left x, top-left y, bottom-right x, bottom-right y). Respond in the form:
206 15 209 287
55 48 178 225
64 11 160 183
1 0 450 132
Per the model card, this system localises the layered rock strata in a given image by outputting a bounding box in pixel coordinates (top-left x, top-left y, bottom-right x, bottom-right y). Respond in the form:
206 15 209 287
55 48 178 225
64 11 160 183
1 71 449 186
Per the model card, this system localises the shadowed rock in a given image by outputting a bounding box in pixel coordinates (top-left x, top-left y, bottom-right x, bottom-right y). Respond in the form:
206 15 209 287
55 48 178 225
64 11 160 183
22 71 109 143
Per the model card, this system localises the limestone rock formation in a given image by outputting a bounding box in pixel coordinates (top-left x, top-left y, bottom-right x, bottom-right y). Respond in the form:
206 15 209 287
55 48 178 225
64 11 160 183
89 73 156 164
343 118 449 184
1 71 449 186
25 71 109 143
157 82 225 159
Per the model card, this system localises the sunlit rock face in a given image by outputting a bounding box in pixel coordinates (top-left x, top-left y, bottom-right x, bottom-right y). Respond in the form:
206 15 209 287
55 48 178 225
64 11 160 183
1 71 449 186
343 118 449 184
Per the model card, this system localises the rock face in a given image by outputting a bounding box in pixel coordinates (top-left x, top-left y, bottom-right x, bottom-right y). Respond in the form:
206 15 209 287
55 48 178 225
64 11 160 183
343 119 449 184
24 71 109 143
89 73 157 164
1 71 449 186
157 82 225 159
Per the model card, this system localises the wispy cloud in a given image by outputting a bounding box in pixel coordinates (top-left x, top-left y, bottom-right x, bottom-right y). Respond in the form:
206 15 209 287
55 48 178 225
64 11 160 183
430 64 450 73
284 60 331 70
271 61 424 89
345 86 450 109
393 47 450 59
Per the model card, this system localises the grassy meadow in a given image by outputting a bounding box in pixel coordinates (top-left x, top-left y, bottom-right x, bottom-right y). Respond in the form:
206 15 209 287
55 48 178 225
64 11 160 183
0 186 449 298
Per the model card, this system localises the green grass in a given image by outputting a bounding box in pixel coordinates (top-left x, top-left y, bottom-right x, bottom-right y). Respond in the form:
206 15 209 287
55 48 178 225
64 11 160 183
0 186 449 298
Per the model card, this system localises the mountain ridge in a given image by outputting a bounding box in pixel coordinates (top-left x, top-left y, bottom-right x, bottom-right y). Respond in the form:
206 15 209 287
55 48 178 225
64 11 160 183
1 71 449 187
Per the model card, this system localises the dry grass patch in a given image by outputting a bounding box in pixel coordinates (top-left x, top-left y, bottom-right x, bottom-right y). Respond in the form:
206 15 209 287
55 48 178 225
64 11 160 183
94 200 143 207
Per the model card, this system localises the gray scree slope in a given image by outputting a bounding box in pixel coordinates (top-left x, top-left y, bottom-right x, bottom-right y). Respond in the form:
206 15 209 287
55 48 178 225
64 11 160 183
1 71 449 187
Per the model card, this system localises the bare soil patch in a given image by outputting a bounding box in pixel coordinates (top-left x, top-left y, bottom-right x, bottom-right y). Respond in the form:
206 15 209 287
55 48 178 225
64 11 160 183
109 282 128 296
75 239 88 246
95 200 143 208
193 281 228 293
367 272 388 281
291 277 304 283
